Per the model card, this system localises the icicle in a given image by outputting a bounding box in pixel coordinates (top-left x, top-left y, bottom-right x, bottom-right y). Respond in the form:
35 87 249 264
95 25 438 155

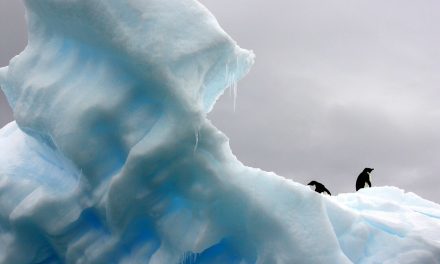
180 252 198 264
232 73 237 112
232 57 239 112
193 126 199 153
224 59 239 112
225 63 233 97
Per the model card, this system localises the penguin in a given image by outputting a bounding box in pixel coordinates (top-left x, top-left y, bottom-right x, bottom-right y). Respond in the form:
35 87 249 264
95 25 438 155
356 168 374 191
307 181 331 195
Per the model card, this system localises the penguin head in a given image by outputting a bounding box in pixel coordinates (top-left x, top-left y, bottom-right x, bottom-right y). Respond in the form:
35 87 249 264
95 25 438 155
363 168 374 173
307 181 317 186
307 181 317 191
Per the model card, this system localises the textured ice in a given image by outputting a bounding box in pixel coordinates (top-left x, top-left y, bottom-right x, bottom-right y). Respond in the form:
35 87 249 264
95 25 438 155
0 0 440 263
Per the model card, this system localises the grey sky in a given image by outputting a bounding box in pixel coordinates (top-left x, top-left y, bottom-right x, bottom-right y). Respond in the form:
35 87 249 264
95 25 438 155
1 0 440 202
0 0 26 125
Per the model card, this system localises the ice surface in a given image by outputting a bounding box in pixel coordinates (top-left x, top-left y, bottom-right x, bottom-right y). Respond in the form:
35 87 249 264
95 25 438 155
0 0 439 263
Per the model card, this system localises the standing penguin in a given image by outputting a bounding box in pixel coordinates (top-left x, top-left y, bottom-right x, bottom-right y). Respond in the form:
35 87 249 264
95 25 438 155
308 181 332 195
356 168 374 191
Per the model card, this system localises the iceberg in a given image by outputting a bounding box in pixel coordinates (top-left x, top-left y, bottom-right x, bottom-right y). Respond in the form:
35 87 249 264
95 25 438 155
0 0 439 263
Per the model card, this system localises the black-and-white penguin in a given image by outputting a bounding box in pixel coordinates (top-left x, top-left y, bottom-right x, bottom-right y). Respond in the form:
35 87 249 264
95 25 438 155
308 181 332 195
356 168 374 191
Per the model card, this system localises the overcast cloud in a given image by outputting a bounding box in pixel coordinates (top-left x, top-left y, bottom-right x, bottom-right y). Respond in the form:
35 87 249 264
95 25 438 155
1 0 440 202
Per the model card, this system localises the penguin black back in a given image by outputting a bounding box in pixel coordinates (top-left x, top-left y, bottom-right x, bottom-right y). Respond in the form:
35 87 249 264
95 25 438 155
356 168 374 191
308 181 331 195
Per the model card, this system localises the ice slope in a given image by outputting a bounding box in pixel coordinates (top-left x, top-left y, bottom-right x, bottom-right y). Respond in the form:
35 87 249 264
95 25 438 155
0 0 439 263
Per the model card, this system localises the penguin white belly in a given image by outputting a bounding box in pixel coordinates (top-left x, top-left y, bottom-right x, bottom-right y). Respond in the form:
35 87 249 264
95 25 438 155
364 175 371 188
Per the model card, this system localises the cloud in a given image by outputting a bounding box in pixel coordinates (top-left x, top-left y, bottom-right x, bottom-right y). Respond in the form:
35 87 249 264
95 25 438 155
0 0 27 67
0 0 27 125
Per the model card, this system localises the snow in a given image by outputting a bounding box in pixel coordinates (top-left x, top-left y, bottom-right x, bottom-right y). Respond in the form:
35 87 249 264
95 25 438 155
0 0 439 263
